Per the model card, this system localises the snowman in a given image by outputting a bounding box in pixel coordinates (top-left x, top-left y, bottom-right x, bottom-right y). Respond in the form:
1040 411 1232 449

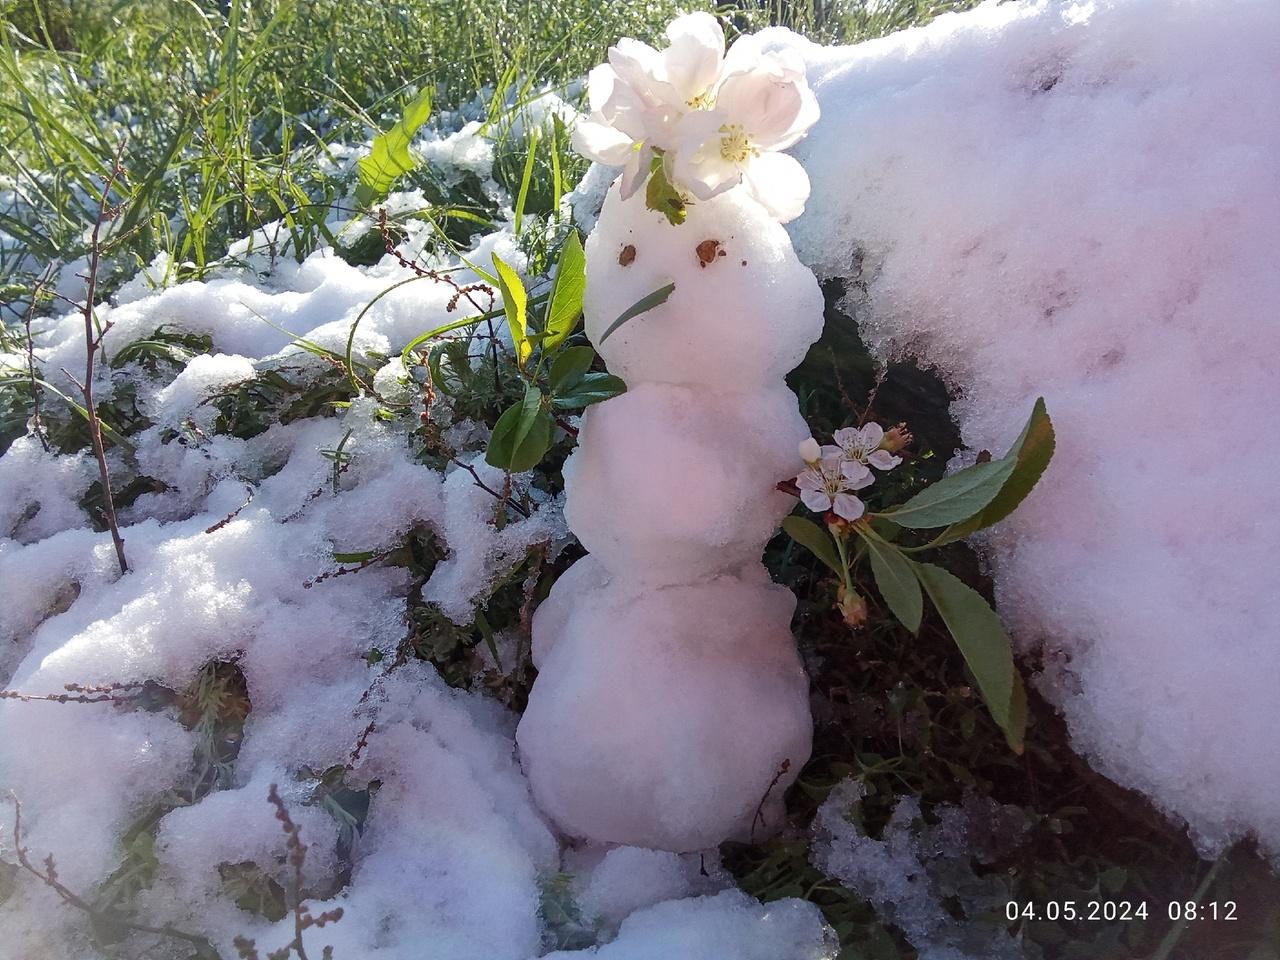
516 13 826 852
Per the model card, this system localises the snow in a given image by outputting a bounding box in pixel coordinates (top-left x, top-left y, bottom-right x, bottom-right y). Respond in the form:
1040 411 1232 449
768 0 1280 857
812 780 1029 959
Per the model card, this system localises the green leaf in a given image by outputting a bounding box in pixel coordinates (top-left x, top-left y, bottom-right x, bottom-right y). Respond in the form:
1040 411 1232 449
548 345 595 395
354 88 433 208
544 230 586 352
879 457 1017 530
333 551 378 564
912 561 1023 752
491 254 531 367
514 126 539 237
598 282 676 344
930 398 1056 546
782 516 843 577
644 158 686 225
863 536 923 634
550 373 627 409
486 385 554 472
474 609 502 673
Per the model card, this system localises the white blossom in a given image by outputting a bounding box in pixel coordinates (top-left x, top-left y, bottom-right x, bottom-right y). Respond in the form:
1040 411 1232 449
572 13 819 220
796 454 872 521
670 48 819 221
823 423 903 471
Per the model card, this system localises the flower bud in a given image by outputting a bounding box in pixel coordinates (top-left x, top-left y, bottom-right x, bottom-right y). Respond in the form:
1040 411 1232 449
879 423 913 454
798 437 822 465
837 584 868 629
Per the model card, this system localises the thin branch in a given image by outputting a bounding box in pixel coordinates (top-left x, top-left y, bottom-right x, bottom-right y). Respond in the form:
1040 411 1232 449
23 265 56 452
750 757 792 843
78 141 131 574
205 485 256 534
7 791 211 947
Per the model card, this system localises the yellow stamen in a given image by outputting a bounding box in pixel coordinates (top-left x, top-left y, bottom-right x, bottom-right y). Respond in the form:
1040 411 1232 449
719 124 758 164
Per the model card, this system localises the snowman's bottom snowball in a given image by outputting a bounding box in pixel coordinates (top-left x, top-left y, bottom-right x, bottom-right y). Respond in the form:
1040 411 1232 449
515 565 812 852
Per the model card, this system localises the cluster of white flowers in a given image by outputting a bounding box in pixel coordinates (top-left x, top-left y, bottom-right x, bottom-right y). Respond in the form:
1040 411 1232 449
571 12 820 222
795 423 905 521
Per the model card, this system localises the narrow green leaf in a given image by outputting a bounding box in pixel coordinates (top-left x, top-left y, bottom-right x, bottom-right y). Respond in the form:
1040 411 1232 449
514 126 539 237
486 385 554 472
548 346 596 395
879 457 1017 530
782 516 843 577
491 254 531 367
598 282 675 344
474 609 502 673
355 87 433 208
912 561 1019 748
333 551 378 564
544 230 585 352
550 373 627 409
863 536 923 634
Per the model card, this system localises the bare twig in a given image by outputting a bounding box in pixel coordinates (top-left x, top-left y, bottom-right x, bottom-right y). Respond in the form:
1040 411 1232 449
450 457 531 519
266 784 344 960
71 141 131 574
7 791 211 947
22 265 56 452
0 681 146 704
204 484 256 534
303 549 393 589
750 757 792 843
514 541 549 686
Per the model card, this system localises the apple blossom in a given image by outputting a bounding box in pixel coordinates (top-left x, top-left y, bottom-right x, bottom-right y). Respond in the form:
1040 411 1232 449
670 48 819 221
571 13 819 221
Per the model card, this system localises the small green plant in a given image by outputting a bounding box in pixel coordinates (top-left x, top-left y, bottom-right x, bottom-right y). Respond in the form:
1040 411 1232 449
481 231 626 472
782 399 1055 752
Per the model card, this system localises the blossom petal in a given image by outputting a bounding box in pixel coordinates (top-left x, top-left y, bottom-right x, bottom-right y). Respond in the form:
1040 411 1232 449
839 459 874 490
571 117 636 166
660 12 725 102
868 450 902 471
800 488 834 513
617 142 653 200
670 108 741 201
832 493 866 521
740 150 810 222
795 467 826 493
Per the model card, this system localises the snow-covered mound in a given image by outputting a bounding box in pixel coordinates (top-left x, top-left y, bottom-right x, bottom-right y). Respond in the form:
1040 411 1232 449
769 0 1280 856
0 241 833 956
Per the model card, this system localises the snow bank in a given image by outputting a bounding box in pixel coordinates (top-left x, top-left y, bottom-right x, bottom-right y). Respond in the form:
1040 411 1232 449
769 0 1280 855
0 228 831 953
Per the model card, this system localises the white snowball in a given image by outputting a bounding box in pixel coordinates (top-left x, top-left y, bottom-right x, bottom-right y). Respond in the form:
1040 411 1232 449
583 184 824 392
517 566 811 852
563 382 808 584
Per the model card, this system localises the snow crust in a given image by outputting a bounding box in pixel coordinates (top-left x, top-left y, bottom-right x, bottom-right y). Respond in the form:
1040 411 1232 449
771 0 1280 854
